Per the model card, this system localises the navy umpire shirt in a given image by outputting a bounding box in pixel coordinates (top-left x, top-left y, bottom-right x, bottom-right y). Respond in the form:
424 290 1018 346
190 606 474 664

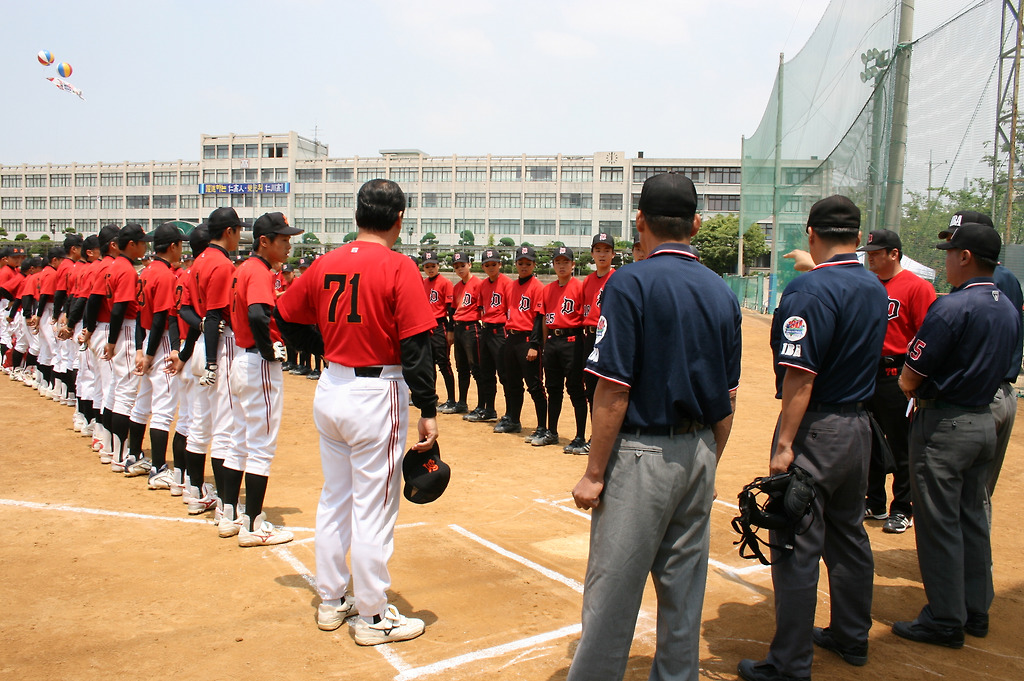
770 253 887 404
993 264 1023 382
585 243 742 429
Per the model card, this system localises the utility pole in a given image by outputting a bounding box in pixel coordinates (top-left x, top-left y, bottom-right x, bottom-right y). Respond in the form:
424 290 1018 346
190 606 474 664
883 0 915 233
1007 0 1023 243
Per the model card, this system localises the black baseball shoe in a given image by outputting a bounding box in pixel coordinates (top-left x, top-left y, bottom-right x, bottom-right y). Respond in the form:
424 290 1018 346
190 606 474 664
437 400 458 414
493 417 522 434
451 402 468 414
891 620 964 648
525 427 545 443
564 437 587 454
462 407 483 421
467 408 498 422
812 626 868 666
307 370 321 380
531 430 559 447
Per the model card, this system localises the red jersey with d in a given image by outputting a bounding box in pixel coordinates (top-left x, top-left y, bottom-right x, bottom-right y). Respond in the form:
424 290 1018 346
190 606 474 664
452 276 482 322
540 278 584 329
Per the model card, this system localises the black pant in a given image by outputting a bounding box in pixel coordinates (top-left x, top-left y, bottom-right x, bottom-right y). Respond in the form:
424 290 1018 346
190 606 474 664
429 321 456 402
453 322 481 405
866 369 913 516
503 331 546 428
582 330 598 409
543 333 587 439
479 324 509 412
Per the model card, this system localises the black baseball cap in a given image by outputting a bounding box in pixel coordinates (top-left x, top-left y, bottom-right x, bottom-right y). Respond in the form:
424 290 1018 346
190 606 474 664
10 246 26 256
47 246 66 261
553 246 575 261
189 222 211 257
940 210 994 239
98 224 121 250
281 263 295 273
514 245 537 262
208 206 247 232
421 251 439 265
936 222 1002 261
153 222 184 249
592 232 615 249
638 173 698 218
253 212 302 241
402 442 451 504
120 223 152 244
481 248 501 264
452 252 471 265
857 229 901 252
82 235 99 252
807 195 860 231
298 257 312 269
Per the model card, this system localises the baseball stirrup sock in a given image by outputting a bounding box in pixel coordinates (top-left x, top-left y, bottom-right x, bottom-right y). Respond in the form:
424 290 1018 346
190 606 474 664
149 428 169 469
110 412 131 462
185 450 206 490
172 433 187 472
128 420 146 459
210 457 227 501
244 473 269 531
221 467 243 509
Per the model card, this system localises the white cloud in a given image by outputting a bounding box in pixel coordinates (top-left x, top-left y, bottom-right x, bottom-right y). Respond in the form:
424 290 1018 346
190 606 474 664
532 30 599 59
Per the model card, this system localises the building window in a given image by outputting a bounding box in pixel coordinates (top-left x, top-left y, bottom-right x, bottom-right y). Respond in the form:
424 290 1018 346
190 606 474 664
295 217 320 232
422 218 452 234
100 172 123 187
559 220 591 236
600 166 623 183
51 219 72 233
524 219 555 235
2 197 22 210
26 219 47 232
1 175 22 188
295 193 322 208
231 194 255 208
632 166 705 184
709 167 742 184
490 193 521 209
405 193 417 208
75 218 97 232
231 169 257 182
50 197 71 210
560 193 592 209
153 171 177 186
785 168 815 185
490 166 521 182
561 166 593 183
526 166 556 182
456 167 486 182
180 195 199 209
390 168 419 183
203 145 216 159
26 197 46 210
403 217 417 233
26 174 47 188
705 194 740 212
598 220 622 237
203 195 230 208
262 143 287 158
232 144 258 158
598 194 623 210
455 193 486 208
100 196 123 210
422 193 451 208
357 168 385 183
2 219 23 233
74 196 96 210
327 168 354 183
631 193 641 210
417 167 449 183
260 194 288 207
49 173 71 187
326 193 354 208
181 170 199 185
455 218 486 235
127 195 150 209
261 168 288 183
524 193 556 209
153 195 176 210
325 217 354 233
75 173 97 187
216 145 229 159
295 169 323 183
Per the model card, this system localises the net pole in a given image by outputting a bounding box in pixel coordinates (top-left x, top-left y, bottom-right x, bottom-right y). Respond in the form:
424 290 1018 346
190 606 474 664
1007 0 1023 243
884 0 915 233
771 53 784 310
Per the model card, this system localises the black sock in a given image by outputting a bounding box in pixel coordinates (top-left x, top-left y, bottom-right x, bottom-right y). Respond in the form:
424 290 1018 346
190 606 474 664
128 419 146 459
185 449 206 491
110 412 131 461
221 466 243 511
211 457 226 500
172 432 187 472
102 408 113 433
149 428 169 469
10 350 23 369
243 473 269 529
26 353 37 369
573 397 588 440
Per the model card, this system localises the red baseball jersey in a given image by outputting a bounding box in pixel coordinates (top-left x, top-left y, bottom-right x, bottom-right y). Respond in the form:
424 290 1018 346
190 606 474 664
880 268 936 356
37 265 58 297
54 258 76 293
73 259 98 298
188 245 234 317
539 277 584 329
3 268 25 298
231 256 281 348
0 264 12 291
423 274 454 320
582 269 615 327
137 258 178 331
479 273 512 324
106 255 140 320
90 256 116 323
18 272 37 300
175 266 191 312
506 275 545 332
452 276 482 322
276 240 435 366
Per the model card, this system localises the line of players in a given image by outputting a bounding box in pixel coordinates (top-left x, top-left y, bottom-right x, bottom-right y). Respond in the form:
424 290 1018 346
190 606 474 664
0 207 303 548
419 233 644 454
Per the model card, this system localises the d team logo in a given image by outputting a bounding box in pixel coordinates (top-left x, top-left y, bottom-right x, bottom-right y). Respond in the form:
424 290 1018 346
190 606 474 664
561 298 576 315
887 298 900 320
462 292 472 306
429 289 440 304
518 295 531 312
782 316 807 342
490 292 503 308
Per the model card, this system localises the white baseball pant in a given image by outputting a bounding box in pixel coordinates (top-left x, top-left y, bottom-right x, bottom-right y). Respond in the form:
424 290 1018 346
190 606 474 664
226 350 283 477
76 323 102 404
37 304 56 367
89 321 113 411
108 320 140 416
129 331 179 431
176 365 195 441
0 300 10 348
12 312 29 354
313 363 409 620
186 329 241 460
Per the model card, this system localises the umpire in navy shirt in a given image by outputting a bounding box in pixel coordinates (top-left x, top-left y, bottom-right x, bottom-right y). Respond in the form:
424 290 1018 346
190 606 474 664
892 222 1020 647
568 173 741 681
740 195 887 681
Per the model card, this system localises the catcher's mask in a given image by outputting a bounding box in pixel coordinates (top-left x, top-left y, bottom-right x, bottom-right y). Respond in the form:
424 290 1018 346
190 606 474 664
731 465 816 566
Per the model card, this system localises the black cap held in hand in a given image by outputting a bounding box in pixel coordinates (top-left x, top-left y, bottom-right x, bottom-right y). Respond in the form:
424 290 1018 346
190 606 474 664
402 441 451 504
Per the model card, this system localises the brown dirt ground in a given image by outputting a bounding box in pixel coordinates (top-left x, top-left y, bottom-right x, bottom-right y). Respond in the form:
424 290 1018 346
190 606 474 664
1 309 1022 681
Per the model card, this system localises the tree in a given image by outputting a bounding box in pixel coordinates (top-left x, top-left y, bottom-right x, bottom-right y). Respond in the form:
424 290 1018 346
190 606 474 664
0 226 6 236
302 232 321 245
458 230 475 246
614 239 633 251
14 234 27 241
487 233 496 247
343 232 357 243
39 234 50 241
420 232 438 245
741 223 769 269
691 214 739 274
498 237 516 248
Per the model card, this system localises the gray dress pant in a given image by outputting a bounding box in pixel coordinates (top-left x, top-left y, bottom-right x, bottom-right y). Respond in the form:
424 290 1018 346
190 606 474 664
909 405 995 630
567 429 717 681
987 382 1017 494
766 410 874 680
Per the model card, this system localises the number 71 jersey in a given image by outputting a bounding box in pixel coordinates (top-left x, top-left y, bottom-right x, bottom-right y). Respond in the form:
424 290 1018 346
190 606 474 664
275 241 436 366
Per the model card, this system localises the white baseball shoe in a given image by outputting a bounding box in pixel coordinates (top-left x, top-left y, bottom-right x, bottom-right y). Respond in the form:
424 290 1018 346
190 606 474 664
316 597 359 631
169 469 186 497
186 483 218 515
352 604 425 646
217 503 243 538
237 512 293 547
124 455 152 477
147 464 174 490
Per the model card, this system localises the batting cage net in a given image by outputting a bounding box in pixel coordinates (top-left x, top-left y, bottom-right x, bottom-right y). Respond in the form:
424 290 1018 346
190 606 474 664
740 0 1014 309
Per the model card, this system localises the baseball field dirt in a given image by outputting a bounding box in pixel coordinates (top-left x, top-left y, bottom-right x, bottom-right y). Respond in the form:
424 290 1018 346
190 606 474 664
1 309 1022 680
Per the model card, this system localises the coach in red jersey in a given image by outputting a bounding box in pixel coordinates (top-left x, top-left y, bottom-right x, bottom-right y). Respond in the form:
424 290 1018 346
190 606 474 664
859 230 936 535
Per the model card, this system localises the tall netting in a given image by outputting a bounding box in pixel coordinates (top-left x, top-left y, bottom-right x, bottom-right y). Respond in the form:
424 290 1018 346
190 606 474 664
741 0 1009 308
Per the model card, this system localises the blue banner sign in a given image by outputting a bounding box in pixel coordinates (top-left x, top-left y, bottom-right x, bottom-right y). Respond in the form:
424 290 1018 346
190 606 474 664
199 182 290 194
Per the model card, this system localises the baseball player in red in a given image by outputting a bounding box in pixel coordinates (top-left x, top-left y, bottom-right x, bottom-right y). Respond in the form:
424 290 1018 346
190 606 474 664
275 179 437 645
538 246 588 451
420 251 457 410
473 248 512 425
27 247 64 399
7 257 39 383
502 245 548 440
220 212 300 546
447 251 483 417
60 236 101 437
0 246 27 370
580 232 617 453
52 235 84 417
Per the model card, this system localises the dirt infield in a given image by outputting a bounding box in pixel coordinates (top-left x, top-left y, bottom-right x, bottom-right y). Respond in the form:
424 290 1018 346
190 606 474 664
2 309 1022 680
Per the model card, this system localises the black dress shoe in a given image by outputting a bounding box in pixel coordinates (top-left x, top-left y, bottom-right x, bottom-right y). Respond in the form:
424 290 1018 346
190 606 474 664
737 659 809 681
892 620 964 648
812 627 868 666
964 613 988 638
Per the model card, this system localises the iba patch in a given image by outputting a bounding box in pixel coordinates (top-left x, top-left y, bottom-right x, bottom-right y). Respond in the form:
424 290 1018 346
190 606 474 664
595 315 608 342
783 316 807 341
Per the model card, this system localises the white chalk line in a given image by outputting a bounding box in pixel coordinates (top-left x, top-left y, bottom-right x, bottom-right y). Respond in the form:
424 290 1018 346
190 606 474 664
449 523 584 594
270 545 317 589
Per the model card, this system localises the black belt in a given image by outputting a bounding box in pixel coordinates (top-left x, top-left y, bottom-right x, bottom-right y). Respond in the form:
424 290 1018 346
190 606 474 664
244 346 260 354
482 322 505 330
582 326 597 336
507 328 530 336
549 327 583 337
454 320 479 329
621 417 705 437
916 398 988 412
807 401 864 414
355 366 383 378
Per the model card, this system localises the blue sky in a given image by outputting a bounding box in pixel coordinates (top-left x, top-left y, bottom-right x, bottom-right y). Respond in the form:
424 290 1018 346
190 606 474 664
2 0 833 165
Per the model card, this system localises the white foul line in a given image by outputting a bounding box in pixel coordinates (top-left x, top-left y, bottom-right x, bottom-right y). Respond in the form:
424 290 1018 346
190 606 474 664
271 545 317 589
449 524 584 594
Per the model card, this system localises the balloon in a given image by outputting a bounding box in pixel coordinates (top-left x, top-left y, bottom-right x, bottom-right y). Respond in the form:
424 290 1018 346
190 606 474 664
38 50 54 66
56 62 72 77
